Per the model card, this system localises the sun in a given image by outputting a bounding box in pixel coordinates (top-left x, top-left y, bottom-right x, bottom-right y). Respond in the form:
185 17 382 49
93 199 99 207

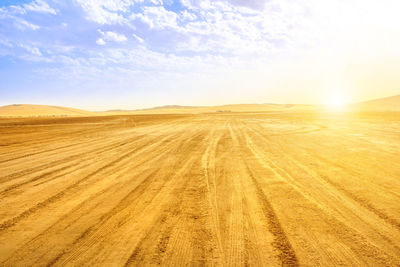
325 91 348 110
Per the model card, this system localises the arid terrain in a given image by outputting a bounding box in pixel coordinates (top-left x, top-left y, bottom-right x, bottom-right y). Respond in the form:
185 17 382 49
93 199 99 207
0 110 399 266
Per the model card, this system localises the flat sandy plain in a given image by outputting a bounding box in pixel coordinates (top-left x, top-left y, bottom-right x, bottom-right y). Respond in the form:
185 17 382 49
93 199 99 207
0 111 399 266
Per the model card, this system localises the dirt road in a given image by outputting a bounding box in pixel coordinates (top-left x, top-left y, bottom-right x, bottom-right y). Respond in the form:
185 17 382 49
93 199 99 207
0 112 399 266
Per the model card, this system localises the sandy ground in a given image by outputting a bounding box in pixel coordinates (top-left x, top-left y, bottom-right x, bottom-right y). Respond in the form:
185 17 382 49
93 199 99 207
0 112 399 266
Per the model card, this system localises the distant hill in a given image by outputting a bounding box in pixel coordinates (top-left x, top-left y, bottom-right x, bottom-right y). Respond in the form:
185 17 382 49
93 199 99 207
105 105 198 113
0 104 94 117
0 103 316 117
352 95 400 111
146 105 198 110
2 96 397 117
124 103 316 114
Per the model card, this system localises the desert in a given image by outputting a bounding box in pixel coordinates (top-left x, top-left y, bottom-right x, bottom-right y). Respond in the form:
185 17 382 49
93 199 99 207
0 104 399 266
1 0 400 265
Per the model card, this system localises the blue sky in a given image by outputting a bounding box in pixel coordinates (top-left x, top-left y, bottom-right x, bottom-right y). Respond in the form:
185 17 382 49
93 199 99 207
1 0 399 110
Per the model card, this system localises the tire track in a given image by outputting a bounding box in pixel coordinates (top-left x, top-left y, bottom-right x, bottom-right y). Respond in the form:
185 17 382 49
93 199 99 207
0 124 186 232
123 126 210 266
239 120 399 265
245 121 400 232
244 162 299 266
0 123 115 161
231 121 299 266
0 118 185 183
51 124 208 266
1 113 399 266
0 118 184 185
1 122 200 266
201 125 227 264
0 133 145 184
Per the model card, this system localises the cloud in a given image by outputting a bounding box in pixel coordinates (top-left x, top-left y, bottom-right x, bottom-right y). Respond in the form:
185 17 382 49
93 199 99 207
0 6 41 31
96 38 106 45
149 0 163 4
97 29 128 45
225 0 269 10
14 18 40 30
0 38 13 48
131 6 178 29
179 10 197 21
74 0 139 24
20 44 43 56
132 33 144 43
24 0 57 15
2 0 400 108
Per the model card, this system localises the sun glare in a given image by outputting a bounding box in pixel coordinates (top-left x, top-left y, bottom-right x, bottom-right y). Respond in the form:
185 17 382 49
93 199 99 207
325 91 348 111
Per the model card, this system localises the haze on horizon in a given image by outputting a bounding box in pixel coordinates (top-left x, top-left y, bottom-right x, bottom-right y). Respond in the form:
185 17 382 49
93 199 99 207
1 0 400 110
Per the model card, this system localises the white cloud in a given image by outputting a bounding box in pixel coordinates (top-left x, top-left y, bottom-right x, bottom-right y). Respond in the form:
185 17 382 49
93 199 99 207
8 5 27 15
2 0 400 108
24 0 57 15
124 0 310 56
149 0 163 5
131 6 178 29
132 33 144 43
225 0 268 10
14 18 40 30
179 0 191 8
74 0 141 24
0 38 13 48
104 31 128 42
97 29 128 45
179 10 196 21
20 44 42 56
96 38 106 45
0 6 40 31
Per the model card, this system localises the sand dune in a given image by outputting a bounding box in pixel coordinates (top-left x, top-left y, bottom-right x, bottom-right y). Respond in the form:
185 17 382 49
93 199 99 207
107 104 317 115
2 94 398 118
0 104 94 117
352 95 400 111
0 103 315 117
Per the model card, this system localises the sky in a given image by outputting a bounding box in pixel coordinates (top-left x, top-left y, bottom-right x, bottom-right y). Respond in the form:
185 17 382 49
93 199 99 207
0 0 399 110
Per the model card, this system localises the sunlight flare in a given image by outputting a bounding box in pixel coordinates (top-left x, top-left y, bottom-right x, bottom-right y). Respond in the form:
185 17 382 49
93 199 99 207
325 90 349 110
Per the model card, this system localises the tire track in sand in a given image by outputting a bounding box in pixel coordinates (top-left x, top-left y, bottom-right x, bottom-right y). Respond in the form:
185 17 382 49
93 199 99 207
231 120 299 266
0 125 183 232
52 124 207 266
201 125 227 264
246 122 400 232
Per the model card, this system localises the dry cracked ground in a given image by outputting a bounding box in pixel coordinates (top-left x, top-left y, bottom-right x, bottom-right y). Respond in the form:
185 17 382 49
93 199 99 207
0 112 399 266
